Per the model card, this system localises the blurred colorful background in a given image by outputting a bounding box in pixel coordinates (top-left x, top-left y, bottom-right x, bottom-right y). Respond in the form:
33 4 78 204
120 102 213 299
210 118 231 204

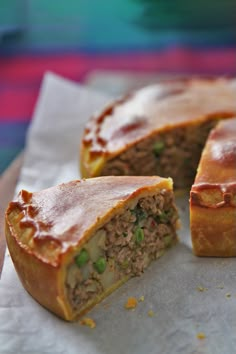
0 0 236 173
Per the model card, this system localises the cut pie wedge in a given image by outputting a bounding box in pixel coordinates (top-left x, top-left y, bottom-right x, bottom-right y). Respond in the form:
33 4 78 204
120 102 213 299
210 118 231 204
5 176 179 321
190 118 236 256
81 78 236 189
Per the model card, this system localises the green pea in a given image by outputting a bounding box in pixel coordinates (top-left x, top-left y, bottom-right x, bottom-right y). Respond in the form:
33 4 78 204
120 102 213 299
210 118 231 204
75 249 89 267
184 157 191 166
135 227 144 244
163 234 172 247
136 208 147 224
159 212 169 223
131 206 147 225
94 257 107 274
121 259 129 269
155 210 171 224
153 141 165 156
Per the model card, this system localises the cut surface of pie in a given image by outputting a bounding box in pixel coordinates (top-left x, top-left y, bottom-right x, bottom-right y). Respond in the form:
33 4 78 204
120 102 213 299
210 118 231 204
5 176 179 321
81 78 236 189
190 118 236 256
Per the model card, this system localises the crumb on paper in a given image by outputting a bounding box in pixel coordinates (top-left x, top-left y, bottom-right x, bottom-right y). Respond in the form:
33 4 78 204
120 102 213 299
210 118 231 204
103 303 110 309
125 297 138 309
139 295 145 302
148 310 154 317
225 293 231 298
197 332 206 340
197 286 208 292
79 317 96 329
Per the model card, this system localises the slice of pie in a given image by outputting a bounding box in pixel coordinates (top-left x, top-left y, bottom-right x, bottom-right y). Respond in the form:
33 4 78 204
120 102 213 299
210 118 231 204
190 118 236 256
5 176 179 321
81 78 236 189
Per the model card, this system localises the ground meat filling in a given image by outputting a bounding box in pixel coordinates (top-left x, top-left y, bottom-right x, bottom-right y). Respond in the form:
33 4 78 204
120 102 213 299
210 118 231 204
66 190 178 311
101 120 217 189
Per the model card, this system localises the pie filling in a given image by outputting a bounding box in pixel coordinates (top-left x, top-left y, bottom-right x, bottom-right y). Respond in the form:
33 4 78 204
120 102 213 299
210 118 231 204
101 120 217 189
66 189 178 312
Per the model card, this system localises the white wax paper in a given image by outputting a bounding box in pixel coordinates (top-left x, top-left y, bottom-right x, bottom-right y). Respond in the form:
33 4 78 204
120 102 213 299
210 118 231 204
0 72 236 354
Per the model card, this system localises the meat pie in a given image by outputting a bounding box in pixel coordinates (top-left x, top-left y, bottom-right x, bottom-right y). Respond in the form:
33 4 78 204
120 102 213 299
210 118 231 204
5 176 179 321
81 78 236 189
190 118 236 256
